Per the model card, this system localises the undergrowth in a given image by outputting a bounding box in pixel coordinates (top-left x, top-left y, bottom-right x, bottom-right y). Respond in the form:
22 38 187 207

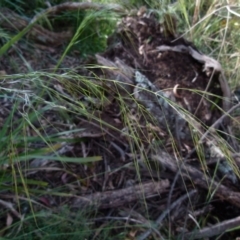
0 0 240 239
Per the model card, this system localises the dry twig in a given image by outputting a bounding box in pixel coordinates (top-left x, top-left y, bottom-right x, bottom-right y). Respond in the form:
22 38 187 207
72 180 169 209
183 215 240 239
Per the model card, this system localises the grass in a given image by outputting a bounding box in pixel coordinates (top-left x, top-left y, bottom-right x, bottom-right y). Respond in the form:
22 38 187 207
0 0 240 239
1 206 128 240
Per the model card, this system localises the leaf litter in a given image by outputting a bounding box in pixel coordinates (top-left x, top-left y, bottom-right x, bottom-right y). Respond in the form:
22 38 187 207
1 5 240 239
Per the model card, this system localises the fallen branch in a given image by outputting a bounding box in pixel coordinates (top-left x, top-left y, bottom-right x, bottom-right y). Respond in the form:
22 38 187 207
0 8 72 46
72 180 169 209
183 215 240 239
0 2 125 47
152 150 240 208
30 2 126 24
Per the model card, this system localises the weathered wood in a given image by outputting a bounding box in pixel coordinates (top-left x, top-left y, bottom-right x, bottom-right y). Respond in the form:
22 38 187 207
152 150 240 208
0 8 72 46
72 180 169 209
31 2 125 24
183 215 240 239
